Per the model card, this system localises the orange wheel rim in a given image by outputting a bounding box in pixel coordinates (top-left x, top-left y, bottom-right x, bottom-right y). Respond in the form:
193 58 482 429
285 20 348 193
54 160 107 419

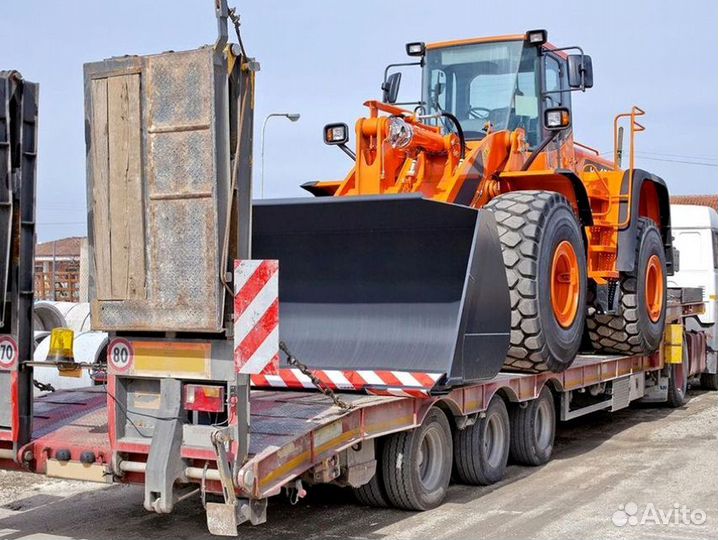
645 254 664 323
550 240 580 328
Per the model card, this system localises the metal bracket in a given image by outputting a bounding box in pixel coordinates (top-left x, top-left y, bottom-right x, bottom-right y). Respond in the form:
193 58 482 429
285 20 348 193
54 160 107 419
143 379 187 513
206 428 267 535
214 0 229 52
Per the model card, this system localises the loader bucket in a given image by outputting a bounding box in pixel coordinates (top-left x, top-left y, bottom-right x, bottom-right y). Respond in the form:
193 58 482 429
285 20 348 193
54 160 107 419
251 194 510 387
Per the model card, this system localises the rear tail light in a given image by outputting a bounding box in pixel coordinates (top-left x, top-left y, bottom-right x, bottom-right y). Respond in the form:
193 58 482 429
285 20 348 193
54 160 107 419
184 384 225 413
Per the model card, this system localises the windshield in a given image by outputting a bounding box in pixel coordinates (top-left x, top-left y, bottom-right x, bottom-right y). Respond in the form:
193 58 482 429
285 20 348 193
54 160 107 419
423 40 540 145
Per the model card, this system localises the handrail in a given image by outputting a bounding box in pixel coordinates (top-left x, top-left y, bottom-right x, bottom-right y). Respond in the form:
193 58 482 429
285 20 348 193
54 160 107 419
613 106 646 229
574 141 601 156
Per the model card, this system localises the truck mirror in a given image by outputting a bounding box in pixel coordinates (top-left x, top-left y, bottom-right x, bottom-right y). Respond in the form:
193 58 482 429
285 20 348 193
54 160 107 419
382 72 402 104
567 54 593 89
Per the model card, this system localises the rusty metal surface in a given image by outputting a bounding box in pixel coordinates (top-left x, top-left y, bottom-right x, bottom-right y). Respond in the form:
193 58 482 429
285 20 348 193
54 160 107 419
84 48 231 332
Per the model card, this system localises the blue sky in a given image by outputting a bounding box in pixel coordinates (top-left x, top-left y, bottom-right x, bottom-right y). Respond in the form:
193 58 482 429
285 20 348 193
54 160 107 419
5 0 717 242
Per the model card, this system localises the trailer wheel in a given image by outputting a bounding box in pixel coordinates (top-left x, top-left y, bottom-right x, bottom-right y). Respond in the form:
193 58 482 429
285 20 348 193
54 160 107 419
353 471 389 507
666 341 689 408
486 191 586 373
588 218 666 355
509 386 555 466
700 371 718 391
382 407 452 510
453 395 510 485
353 440 389 507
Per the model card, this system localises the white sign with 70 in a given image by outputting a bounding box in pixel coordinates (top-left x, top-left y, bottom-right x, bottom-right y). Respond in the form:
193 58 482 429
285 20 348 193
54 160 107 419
0 335 19 369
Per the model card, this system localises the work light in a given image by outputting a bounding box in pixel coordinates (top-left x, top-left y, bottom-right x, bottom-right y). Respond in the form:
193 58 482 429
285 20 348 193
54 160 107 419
544 107 571 130
406 42 425 57
323 123 349 145
526 29 547 46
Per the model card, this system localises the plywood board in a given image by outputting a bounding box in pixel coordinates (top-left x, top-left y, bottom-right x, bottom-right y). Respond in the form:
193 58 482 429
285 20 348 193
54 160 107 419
107 74 145 300
89 78 112 299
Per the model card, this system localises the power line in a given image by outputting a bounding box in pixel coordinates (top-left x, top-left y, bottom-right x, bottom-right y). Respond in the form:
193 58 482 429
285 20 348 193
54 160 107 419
634 156 717 167
598 150 717 167
635 150 717 162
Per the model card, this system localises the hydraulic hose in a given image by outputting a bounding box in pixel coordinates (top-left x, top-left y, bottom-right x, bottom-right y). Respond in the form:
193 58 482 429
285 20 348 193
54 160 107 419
521 130 559 171
440 112 466 160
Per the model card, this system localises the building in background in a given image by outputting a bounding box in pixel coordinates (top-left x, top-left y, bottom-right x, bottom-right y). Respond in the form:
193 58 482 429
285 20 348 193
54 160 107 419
34 236 88 302
670 194 718 212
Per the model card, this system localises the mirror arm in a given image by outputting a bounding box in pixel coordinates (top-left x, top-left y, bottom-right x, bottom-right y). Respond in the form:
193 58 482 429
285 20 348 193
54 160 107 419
521 130 560 171
382 61 422 84
338 144 356 161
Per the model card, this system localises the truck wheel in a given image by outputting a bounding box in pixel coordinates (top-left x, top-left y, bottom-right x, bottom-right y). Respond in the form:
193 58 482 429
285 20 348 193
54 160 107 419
382 407 452 510
353 440 389 507
700 371 718 391
486 191 586 373
509 386 555 466
666 341 689 408
588 218 666 355
453 395 510 485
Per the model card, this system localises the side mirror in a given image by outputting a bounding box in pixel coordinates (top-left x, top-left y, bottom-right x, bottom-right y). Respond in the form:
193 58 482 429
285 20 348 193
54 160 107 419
382 72 402 104
567 54 593 89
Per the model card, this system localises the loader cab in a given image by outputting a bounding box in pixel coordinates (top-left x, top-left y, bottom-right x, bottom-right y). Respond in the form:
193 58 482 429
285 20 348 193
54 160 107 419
413 31 590 147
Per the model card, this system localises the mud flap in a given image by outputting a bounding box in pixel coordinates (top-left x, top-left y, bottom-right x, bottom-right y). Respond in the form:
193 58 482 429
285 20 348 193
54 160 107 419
252 194 511 386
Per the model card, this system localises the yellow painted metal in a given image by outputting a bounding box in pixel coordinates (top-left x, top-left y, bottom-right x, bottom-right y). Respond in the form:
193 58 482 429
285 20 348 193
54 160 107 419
663 323 684 364
46 458 111 483
131 341 211 378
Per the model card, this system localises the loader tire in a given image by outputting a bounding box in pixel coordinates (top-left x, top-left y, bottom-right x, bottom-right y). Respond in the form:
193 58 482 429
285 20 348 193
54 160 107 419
486 191 587 373
453 395 510 485
587 218 666 355
509 386 555 466
382 407 452 511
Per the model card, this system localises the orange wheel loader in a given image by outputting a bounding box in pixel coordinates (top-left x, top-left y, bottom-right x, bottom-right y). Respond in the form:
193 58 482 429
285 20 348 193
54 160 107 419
253 29 672 379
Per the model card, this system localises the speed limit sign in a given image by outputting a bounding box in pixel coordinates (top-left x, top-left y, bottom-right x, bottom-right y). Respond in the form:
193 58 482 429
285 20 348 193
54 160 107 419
108 338 133 373
0 335 18 369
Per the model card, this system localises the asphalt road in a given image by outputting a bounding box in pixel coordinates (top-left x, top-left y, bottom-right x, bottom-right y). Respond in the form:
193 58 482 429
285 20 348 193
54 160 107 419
0 390 716 540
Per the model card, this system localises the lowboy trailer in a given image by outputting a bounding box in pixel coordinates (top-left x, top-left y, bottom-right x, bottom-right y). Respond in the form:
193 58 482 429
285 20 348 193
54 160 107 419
2 3 717 537
0 292 714 535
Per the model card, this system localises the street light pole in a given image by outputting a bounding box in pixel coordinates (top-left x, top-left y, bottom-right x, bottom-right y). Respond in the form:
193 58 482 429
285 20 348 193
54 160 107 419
260 112 301 198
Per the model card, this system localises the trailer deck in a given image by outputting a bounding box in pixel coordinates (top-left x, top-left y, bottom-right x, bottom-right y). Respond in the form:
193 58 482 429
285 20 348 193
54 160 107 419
16 346 667 493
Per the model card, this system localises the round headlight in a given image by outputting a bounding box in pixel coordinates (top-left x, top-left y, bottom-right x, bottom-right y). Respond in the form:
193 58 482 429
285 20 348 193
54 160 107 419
387 117 414 149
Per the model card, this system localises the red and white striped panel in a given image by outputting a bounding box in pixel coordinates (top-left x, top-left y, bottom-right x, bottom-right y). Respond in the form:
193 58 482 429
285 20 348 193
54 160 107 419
251 368 443 398
234 260 280 375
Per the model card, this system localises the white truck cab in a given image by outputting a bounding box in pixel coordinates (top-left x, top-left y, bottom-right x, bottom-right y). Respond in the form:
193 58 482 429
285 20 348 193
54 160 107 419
669 203 718 373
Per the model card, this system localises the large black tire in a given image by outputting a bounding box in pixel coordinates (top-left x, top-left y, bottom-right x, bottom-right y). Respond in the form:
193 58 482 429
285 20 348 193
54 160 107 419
486 191 587 373
382 408 452 511
453 395 510 485
509 386 555 466
353 439 389 507
666 340 689 408
588 218 666 355
700 370 718 391
353 469 389 507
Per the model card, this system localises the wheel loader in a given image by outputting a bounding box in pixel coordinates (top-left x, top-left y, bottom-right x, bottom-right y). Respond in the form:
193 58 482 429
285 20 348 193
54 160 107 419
253 29 673 376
